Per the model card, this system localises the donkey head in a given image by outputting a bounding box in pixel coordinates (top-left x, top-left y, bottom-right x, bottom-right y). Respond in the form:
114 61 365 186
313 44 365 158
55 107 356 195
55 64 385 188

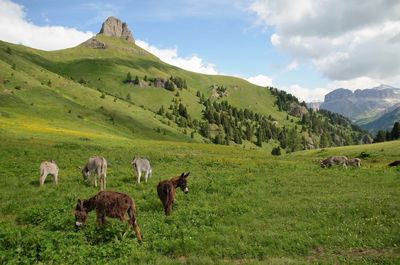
177 172 190 193
81 166 89 181
74 199 88 228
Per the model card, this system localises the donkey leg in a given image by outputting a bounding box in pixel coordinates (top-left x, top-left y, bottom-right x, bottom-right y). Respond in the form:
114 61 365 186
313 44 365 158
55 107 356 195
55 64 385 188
137 171 141 184
39 173 46 186
96 211 105 225
53 173 58 185
94 175 98 188
130 215 142 241
128 206 142 242
103 174 106 190
145 171 149 183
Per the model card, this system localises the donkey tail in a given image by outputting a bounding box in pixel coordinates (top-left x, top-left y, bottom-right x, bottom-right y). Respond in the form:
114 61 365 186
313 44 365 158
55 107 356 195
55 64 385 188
127 205 142 242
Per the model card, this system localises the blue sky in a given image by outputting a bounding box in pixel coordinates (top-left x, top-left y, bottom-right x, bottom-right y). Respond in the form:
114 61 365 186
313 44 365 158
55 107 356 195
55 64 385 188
1 0 399 101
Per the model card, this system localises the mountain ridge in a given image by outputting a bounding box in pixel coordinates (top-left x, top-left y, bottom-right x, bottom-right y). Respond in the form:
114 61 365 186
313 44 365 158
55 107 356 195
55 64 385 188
316 85 400 133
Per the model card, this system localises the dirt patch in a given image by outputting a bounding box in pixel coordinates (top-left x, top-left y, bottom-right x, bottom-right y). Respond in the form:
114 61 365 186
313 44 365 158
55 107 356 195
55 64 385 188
177 256 187 264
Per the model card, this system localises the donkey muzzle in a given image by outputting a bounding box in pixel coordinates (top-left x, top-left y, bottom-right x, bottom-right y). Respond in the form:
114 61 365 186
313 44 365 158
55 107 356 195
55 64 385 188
184 187 189 193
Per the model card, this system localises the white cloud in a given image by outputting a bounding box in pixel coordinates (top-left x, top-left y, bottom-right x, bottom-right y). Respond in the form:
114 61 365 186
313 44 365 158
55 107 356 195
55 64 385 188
282 84 329 102
248 0 400 82
285 60 298 71
0 0 93 51
246 74 273 87
136 40 218 75
326 77 381 91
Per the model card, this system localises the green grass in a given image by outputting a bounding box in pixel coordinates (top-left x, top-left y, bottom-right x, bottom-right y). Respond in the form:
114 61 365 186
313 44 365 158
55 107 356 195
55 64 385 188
0 132 399 264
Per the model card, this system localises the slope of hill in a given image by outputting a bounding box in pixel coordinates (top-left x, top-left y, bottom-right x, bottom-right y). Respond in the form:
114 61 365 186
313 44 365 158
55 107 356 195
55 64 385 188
362 106 400 134
0 17 365 151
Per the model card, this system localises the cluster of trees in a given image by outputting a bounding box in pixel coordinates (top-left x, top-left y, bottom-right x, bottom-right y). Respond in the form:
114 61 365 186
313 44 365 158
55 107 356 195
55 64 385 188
269 87 307 111
300 109 363 147
123 72 140 85
198 94 299 148
158 96 201 131
156 87 365 152
374 122 400 142
123 73 187 92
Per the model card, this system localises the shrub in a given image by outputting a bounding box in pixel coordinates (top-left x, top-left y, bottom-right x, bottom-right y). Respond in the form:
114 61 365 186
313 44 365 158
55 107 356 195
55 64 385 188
359 151 370 159
271 146 281 156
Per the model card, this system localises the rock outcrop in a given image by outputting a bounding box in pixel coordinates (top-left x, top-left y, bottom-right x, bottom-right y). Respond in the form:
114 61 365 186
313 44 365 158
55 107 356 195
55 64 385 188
98 17 134 43
82 38 107 49
288 102 308 117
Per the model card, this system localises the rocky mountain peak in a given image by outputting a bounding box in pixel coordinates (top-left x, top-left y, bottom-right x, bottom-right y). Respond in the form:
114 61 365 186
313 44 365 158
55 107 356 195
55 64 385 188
98 16 134 43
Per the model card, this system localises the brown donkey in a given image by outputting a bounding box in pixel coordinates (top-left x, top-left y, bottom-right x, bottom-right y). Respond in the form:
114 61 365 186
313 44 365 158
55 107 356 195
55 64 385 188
157 172 190 215
74 191 142 242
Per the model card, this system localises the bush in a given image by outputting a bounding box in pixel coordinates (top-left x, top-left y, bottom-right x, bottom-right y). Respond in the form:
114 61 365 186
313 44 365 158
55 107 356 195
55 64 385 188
271 146 281 156
359 151 370 159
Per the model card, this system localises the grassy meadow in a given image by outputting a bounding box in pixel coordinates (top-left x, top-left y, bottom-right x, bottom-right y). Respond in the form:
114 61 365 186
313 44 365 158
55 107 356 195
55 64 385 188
0 130 399 264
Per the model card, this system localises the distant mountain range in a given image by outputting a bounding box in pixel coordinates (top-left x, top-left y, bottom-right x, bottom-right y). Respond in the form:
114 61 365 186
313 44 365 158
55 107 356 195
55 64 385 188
308 85 400 134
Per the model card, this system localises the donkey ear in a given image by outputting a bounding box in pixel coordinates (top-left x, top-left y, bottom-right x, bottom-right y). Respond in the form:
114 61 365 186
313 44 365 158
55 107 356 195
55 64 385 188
180 172 185 178
184 172 190 178
76 199 82 210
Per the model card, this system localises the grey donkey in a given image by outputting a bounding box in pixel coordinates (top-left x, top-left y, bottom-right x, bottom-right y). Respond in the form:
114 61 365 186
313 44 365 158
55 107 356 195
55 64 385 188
82 156 107 190
131 158 152 184
39 160 59 186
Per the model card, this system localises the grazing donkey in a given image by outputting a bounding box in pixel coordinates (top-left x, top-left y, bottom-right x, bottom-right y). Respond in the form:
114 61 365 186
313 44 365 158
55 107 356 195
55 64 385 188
82 156 107 190
74 191 142 242
346 158 361 167
39 160 59 186
157 172 190 215
388 160 400 167
131 158 152 184
320 156 348 168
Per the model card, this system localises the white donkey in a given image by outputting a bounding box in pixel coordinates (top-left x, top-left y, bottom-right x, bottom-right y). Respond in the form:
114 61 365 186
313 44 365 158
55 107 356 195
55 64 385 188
82 156 107 190
39 160 59 186
131 158 152 184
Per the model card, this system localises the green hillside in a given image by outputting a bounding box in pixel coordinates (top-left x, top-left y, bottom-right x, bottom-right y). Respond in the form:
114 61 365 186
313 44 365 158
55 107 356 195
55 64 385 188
362 107 400 135
0 34 365 151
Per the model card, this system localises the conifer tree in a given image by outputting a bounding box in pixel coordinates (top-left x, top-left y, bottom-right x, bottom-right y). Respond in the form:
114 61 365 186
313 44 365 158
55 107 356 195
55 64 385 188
391 121 400 140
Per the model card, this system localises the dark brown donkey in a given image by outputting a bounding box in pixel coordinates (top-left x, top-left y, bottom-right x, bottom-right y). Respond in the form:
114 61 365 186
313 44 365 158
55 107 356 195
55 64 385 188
157 172 190 215
74 191 142 242
388 160 400 167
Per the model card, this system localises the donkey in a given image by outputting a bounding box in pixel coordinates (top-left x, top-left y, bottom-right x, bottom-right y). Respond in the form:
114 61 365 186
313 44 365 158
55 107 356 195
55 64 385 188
346 158 361 167
388 160 400 167
320 156 348 168
39 160 59 186
74 191 142 242
131 158 152 184
82 156 107 190
157 172 190 215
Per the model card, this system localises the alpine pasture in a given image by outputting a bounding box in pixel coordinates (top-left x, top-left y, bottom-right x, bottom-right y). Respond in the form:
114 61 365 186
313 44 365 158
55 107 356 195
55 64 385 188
0 130 399 264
